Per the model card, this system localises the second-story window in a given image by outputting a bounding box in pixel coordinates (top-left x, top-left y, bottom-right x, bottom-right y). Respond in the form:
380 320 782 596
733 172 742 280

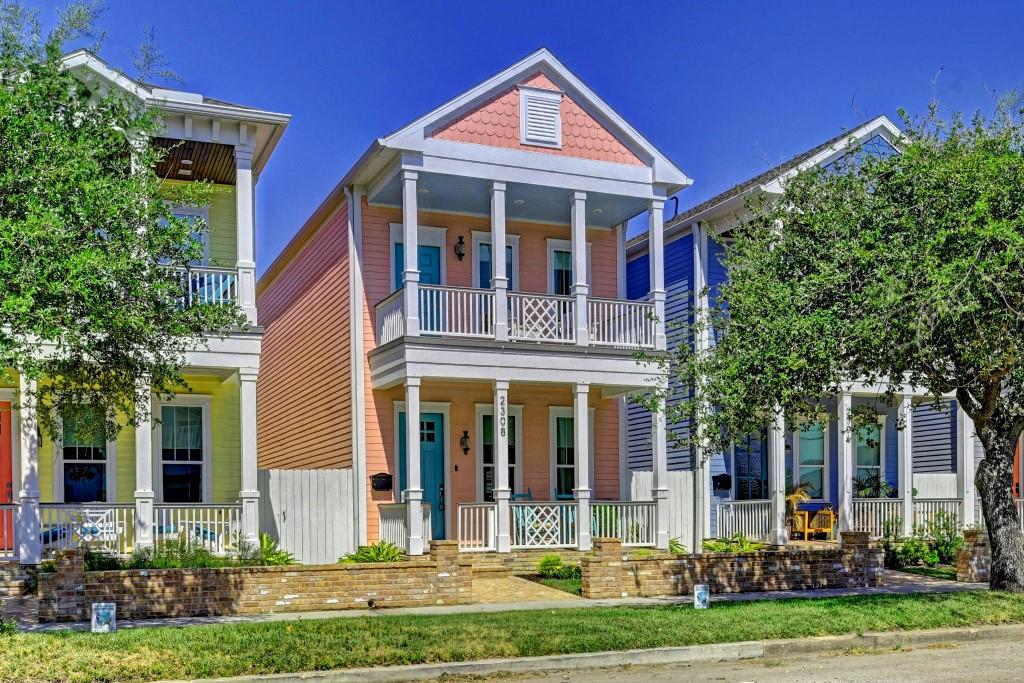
473 232 519 290
166 205 211 265
546 239 591 296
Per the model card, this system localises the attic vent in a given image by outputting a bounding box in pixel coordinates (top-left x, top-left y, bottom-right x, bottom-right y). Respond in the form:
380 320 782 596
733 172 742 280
519 86 562 148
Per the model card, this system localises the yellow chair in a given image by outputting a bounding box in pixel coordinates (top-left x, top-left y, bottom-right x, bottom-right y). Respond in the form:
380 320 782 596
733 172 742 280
791 506 837 541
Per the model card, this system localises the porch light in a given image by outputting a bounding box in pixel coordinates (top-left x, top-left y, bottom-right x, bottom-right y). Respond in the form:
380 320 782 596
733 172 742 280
454 235 466 261
460 430 470 455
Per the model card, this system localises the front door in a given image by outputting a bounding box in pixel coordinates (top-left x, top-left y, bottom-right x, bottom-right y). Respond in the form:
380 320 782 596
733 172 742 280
393 244 442 288
398 412 445 540
0 402 13 552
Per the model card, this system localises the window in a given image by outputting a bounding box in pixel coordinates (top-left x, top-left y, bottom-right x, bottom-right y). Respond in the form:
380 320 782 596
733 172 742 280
554 415 574 498
61 408 109 503
733 430 768 500
546 239 591 295
167 205 210 265
519 85 562 148
159 404 209 503
856 422 883 483
474 235 518 290
795 422 827 500
481 413 518 501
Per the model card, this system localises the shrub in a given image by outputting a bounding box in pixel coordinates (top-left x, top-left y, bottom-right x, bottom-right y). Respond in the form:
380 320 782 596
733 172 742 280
668 537 688 555
896 535 939 567
341 541 402 564
126 541 237 570
0 618 16 636
84 550 124 572
927 511 964 564
881 518 904 568
703 533 766 553
536 555 580 579
257 532 298 566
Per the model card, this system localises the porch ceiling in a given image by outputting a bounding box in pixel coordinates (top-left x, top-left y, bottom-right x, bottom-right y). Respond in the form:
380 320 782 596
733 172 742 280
368 170 646 229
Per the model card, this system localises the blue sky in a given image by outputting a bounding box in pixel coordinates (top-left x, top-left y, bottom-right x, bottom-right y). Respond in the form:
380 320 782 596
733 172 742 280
40 0 1024 274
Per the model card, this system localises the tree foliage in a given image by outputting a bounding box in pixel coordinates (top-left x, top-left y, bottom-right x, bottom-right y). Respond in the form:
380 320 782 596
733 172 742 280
0 1 245 439
657 98 1024 589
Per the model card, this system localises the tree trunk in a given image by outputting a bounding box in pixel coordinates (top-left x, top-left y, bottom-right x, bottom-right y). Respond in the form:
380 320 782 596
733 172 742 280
976 426 1024 592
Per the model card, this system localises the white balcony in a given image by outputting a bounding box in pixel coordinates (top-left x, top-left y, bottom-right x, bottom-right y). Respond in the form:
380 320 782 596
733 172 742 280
176 266 239 307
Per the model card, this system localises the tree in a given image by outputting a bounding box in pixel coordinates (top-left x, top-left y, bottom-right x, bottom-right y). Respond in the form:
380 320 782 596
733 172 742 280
0 1 245 439
660 99 1024 590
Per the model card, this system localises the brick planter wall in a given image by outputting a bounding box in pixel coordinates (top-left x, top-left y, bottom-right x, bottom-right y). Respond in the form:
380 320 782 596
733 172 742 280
957 529 990 583
582 532 883 599
38 541 470 623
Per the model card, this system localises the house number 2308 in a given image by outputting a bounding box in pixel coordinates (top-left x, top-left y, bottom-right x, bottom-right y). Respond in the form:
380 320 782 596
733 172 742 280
498 395 507 438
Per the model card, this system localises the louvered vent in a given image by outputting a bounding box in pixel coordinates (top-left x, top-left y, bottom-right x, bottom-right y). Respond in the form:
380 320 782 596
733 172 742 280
519 86 562 147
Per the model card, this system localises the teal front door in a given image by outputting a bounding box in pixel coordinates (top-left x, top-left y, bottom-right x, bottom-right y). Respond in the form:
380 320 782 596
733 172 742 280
398 412 445 540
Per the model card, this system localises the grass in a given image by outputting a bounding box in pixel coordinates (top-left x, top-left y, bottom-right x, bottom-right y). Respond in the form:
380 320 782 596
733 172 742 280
535 577 582 595
896 565 959 581
2 591 1023 682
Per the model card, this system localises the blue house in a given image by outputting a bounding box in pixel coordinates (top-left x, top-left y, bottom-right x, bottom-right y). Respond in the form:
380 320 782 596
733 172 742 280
625 115 980 549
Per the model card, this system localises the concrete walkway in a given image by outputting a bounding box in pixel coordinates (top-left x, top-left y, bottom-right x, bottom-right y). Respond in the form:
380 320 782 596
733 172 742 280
27 569 985 632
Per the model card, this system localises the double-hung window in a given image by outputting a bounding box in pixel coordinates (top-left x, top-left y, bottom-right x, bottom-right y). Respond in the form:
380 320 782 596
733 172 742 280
553 415 574 498
480 412 519 501
159 403 209 503
477 241 516 290
60 408 109 503
546 239 591 296
733 430 768 500
794 422 827 500
855 422 884 484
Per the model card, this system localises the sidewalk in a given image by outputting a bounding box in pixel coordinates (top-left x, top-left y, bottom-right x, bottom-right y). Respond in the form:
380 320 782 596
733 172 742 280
28 569 986 632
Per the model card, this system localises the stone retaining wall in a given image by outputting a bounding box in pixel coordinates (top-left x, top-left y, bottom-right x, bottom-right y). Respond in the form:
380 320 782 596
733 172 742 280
581 532 884 599
957 529 990 583
38 541 471 623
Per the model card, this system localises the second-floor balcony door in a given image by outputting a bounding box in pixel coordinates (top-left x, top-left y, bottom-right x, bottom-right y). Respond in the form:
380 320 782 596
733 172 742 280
395 242 443 334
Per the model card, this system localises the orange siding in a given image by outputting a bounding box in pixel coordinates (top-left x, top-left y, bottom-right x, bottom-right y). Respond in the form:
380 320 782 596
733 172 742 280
257 201 351 470
432 72 643 166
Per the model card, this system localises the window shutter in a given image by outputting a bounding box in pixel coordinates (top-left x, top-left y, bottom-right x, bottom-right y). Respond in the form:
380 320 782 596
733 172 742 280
519 87 562 147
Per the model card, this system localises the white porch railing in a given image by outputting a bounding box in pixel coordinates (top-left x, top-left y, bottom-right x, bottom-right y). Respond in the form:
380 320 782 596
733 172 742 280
39 503 136 555
510 502 578 548
914 499 961 529
377 502 432 553
591 501 657 546
716 500 771 541
508 293 575 343
419 284 495 338
0 504 16 561
852 498 902 537
457 503 497 551
177 266 238 307
375 290 406 345
153 504 242 555
588 298 657 349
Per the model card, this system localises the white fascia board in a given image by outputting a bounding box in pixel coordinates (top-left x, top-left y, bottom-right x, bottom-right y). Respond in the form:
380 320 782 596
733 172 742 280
381 47 690 189
62 50 151 100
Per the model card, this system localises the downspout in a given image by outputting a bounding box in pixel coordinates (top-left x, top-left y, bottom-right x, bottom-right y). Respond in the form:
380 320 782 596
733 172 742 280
346 185 368 547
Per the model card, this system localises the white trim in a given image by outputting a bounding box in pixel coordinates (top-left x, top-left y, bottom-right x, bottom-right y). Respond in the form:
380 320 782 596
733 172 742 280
393 400 452 538
548 406 596 500
0 389 19 505
152 395 214 504
546 238 591 295
792 416 830 501
347 187 368 545
53 411 117 504
471 231 521 290
474 403 524 500
388 223 448 290
518 85 563 149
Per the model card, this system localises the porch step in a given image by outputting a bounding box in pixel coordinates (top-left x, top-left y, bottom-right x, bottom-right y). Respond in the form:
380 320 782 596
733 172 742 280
471 564 512 577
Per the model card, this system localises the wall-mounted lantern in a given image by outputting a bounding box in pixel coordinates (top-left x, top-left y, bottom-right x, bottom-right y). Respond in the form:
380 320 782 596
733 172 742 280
460 430 470 455
454 235 466 261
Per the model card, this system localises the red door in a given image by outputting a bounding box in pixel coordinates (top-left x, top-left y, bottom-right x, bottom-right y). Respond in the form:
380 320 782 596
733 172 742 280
0 403 12 552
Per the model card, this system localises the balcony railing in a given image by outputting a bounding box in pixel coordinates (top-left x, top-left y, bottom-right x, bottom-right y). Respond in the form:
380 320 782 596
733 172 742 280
375 284 657 349
176 266 239 307
378 502 432 553
716 500 771 541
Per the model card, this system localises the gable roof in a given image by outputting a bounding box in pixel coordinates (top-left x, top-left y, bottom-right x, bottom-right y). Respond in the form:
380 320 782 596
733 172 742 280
626 114 901 253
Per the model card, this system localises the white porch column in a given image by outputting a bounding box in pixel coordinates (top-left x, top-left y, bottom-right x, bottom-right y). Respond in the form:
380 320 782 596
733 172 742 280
768 411 789 546
956 403 977 527
405 377 425 555
898 394 915 536
234 145 258 326
491 182 509 342
134 381 155 548
648 198 667 351
17 376 41 565
837 391 854 532
691 221 710 551
574 382 592 550
570 191 589 346
651 378 670 550
239 369 260 544
402 170 420 337
493 380 511 552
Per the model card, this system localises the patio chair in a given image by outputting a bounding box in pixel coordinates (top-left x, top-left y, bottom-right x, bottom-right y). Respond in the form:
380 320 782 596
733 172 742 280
510 488 533 501
791 502 837 541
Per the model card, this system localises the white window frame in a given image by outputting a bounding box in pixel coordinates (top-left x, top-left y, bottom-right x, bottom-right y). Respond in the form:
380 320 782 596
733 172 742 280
792 415 830 501
854 414 887 484
548 406 596 500
518 85 563 149
388 223 448 291
54 411 116 504
546 238 592 295
153 395 213 504
475 403 524 500
167 203 212 265
471 231 521 291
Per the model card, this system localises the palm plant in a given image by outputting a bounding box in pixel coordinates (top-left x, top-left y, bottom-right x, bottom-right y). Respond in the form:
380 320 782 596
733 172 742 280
853 472 896 498
785 482 813 521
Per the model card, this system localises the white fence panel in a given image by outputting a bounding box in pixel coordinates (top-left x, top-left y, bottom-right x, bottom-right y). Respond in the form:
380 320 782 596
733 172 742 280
630 470 694 551
258 468 355 564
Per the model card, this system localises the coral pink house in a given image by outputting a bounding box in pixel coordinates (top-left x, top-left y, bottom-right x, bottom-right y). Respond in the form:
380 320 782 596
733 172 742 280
258 49 690 555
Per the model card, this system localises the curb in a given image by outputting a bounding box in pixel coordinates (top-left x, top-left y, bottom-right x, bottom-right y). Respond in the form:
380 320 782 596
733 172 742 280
161 623 1024 683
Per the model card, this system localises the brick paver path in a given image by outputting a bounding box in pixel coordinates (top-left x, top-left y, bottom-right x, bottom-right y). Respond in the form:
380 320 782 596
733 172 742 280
473 576 582 604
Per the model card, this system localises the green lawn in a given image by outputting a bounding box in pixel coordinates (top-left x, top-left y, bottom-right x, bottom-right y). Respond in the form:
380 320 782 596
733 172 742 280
536 577 583 595
896 565 959 581
3 592 1022 683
